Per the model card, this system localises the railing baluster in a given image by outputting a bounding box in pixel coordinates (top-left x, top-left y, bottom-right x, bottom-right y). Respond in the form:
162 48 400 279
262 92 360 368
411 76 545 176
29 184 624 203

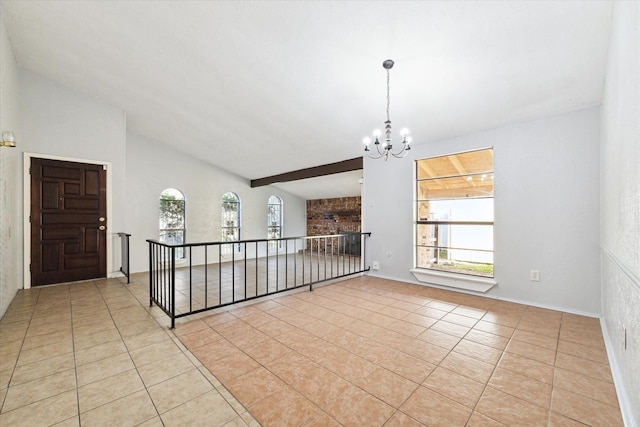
218 244 222 306
148 240 153 307
348 234 352 274
264 242 269 294
205 246 208 308
338 235 346 274
160 246 165 308
170 246 176 329
293 239 297 289
323 236 327 281
189 246 193 313
231 246 235 303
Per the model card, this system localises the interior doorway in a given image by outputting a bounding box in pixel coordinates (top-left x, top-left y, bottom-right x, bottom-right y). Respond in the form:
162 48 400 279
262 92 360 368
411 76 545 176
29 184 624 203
30 157 107 286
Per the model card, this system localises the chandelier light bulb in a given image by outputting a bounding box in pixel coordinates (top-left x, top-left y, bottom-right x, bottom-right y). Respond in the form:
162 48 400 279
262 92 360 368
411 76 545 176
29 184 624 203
405 136 413 145
373 129 381 138
362 137 371 146
400 128 409 137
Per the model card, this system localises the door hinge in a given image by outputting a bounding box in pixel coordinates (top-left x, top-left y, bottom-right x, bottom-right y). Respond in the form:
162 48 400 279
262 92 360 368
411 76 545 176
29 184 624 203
29 264 32 271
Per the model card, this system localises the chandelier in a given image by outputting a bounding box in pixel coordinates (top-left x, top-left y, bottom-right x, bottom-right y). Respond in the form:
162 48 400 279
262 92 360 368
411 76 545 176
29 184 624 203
363 59 411 160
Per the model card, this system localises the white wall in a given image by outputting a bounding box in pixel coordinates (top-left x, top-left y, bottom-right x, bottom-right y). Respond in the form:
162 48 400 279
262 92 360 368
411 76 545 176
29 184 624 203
125 133 306 273
364 107 601 315
0 9 20 318
0 63 307 305
600 2 640 425
18 69 127 282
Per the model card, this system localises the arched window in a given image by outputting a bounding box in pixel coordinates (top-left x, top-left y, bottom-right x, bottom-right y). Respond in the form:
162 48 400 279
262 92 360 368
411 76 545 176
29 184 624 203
159 188 186 259
221 192 241 253
267 196 283 246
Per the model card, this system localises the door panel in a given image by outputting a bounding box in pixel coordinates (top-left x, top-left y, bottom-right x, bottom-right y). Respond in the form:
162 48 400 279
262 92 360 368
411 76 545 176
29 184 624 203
64 198 99 210
31 158 107 286
43 213 97 224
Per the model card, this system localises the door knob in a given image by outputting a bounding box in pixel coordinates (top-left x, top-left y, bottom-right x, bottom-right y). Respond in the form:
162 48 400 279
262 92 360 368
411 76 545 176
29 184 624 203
99 226 106 231
99 217 105 222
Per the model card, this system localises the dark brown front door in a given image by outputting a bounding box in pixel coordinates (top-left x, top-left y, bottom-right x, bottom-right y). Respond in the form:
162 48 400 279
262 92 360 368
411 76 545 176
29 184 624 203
30 158 107 286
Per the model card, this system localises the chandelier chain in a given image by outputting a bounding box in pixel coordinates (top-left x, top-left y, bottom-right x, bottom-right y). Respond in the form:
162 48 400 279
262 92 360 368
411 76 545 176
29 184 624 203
386 68 391 123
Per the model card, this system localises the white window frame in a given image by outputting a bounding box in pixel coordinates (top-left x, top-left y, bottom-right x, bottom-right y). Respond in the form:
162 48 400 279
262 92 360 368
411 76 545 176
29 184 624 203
411 148 497 292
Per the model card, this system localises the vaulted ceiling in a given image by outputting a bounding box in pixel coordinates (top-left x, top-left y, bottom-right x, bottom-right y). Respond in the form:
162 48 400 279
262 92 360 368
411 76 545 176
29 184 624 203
0 1 613 198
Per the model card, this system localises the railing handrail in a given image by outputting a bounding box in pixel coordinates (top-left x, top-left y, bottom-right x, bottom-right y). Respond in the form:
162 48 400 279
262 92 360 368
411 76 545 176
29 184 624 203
146 232 372 249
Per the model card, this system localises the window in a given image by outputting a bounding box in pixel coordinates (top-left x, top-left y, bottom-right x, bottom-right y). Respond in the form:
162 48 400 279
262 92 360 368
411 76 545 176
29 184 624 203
221 192 241 253
416 148 494 277
159 188 186 259
267 195 283 248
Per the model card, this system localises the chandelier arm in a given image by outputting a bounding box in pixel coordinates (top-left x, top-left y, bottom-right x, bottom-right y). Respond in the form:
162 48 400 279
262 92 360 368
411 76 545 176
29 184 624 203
365 150 385 160
390 142 410 158
391 148 409 159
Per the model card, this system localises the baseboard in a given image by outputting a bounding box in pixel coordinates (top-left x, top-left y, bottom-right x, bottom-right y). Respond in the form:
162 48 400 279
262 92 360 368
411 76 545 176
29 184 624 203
366 272 601 318
600 318 636 427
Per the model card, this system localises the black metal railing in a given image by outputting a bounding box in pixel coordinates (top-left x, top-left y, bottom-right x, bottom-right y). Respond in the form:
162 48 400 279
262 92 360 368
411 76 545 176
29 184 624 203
118 232 131 284
147 233 371 328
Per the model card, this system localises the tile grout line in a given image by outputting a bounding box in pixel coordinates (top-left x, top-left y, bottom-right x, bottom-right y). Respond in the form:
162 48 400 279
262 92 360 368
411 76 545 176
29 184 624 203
70 282 82 426
0 287 40 415
465 305 525 426
114 278 171 426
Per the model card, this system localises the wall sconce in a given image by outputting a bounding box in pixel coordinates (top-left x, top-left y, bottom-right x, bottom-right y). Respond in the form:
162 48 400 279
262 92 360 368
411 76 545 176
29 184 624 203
0 131 16 147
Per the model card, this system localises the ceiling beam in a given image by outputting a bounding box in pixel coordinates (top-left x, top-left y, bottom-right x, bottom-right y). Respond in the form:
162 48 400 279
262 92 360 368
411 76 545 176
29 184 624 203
251 157 363 188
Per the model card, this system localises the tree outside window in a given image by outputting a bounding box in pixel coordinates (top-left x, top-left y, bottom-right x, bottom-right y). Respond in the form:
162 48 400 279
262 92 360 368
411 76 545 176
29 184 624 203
159 188 186 259
268 195 283 249
221 192 241 254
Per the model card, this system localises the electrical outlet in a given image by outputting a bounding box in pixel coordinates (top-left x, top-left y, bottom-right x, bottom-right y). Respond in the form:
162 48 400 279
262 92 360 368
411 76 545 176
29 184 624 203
530 270 540 281
372 261 379 270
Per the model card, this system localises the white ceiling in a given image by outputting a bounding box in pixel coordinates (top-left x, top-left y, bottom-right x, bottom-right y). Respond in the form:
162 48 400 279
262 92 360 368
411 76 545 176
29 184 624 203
1 1 613 199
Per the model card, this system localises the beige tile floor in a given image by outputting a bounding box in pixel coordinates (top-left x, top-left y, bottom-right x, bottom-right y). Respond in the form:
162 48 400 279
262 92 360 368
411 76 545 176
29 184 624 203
0 273 624 426
0 275 256 426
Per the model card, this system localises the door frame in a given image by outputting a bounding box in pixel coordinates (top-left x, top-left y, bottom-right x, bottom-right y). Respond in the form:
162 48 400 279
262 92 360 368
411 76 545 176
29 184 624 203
23 152 113 289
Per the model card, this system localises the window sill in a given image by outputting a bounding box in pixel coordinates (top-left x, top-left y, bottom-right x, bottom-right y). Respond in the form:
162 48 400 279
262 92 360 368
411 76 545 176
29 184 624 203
410 268 497 293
